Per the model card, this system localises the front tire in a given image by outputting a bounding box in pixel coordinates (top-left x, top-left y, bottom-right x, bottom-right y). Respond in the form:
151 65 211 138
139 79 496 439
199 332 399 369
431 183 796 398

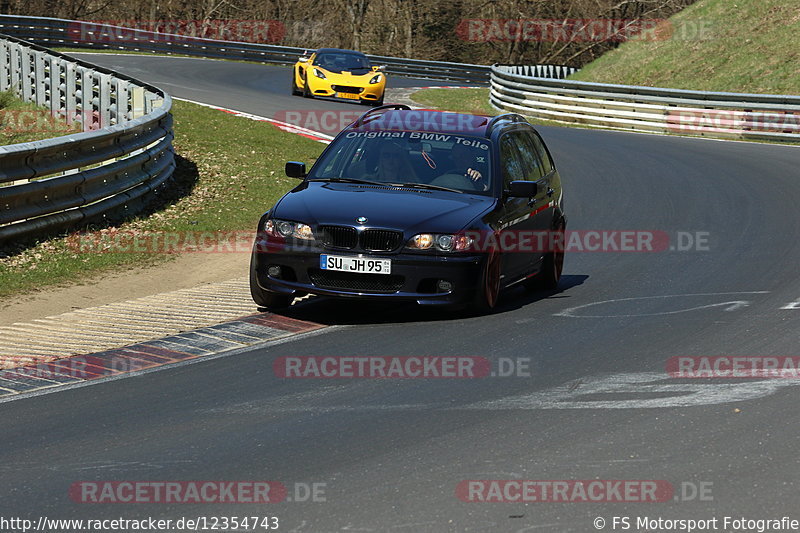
291 71 302 96
470 249 501 313
302 78 313 99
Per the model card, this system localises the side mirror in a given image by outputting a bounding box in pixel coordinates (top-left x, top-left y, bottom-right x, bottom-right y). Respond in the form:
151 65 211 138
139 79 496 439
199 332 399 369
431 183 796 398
298 56 309 63
506 180 538 198
374 65 386 71
285 161 307 178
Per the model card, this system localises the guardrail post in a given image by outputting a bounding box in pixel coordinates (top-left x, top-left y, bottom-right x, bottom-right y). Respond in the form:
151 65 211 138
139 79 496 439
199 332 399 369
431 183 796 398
99 72 111 128
48 56 60 116
116 79 129 123
20 47 32 100
10 42 21 95
65 61 76 124
79 67 92 131
34 50 47 106
131 86 145 119
0 40 8 91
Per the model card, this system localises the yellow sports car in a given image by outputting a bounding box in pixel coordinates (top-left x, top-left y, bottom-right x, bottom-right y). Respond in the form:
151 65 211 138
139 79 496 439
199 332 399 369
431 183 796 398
292 48 386 106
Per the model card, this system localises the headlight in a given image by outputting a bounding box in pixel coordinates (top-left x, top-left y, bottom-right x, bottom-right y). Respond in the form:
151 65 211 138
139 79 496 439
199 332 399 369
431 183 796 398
436 235 454 251
313 68 327 79
409 234 433 250
407 233 473 252
265 219 315 240
369 74 382 84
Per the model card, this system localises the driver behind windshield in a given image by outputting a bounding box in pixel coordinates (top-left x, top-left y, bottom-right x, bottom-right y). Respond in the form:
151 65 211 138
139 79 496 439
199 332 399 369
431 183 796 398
367 142 418 184
316 53 370 72
439 141 490 191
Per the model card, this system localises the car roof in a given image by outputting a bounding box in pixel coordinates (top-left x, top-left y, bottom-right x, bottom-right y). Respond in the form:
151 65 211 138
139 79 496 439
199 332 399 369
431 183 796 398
315 48 368 57
346 109 496 137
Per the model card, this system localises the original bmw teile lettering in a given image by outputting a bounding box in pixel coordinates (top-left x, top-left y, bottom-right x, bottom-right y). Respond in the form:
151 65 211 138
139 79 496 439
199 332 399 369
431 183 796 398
249 104 566 313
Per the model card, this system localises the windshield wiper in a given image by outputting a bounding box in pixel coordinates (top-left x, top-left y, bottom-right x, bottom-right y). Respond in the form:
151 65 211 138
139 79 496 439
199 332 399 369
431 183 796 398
308 177 387 186
388 182 464 194
310 178 465 193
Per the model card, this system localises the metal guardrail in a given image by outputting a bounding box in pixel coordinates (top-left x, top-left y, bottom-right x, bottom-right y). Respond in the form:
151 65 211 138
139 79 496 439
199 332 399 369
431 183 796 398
0 15 493 83
0 32 174 245
490 64 800 141
496 64 577 80
0 16 583 85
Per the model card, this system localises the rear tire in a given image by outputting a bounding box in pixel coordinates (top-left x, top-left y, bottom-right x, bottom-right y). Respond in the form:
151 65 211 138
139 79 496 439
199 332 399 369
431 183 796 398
249 254 294 310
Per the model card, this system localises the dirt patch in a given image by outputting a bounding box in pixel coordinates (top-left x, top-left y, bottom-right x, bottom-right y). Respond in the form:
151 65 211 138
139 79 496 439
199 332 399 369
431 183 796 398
0 252 249 326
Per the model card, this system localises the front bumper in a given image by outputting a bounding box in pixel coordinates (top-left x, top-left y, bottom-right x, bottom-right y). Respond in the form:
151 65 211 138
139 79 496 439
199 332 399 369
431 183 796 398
252 239 485 306
306 76 385 102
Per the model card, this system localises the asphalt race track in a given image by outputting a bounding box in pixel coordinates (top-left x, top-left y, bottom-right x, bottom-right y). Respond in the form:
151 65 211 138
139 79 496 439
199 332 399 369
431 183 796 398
70 54 447 117
2 55 800 532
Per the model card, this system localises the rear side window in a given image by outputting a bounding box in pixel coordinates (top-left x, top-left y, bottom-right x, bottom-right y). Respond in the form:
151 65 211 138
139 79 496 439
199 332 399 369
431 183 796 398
499 134 524 187
528 131 554 174
501 132 544 182
513 132 545 181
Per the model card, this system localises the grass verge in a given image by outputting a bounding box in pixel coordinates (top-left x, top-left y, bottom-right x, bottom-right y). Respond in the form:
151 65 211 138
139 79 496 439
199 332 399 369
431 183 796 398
409 87 571 129
412 88 495 115
0 90 81 145
0 99 325 300
570 0 800 94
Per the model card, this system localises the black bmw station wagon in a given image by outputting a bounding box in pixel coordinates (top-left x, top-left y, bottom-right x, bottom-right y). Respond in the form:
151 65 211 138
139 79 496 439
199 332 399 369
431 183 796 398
250 104 566 312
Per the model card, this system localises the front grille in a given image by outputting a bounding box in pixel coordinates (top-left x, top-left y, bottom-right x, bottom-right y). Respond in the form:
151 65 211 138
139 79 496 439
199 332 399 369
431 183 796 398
332 85 363 94
309 269 404 293
320 225 403 252
361 229 402 252
321 225 358 249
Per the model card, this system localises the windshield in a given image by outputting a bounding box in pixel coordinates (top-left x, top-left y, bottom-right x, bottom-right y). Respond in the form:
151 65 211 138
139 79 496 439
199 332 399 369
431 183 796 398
308 131 493 194
314 52 372 72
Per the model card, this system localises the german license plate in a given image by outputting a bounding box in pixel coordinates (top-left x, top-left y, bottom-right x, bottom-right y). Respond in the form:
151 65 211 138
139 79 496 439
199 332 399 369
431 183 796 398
320 254 391 274
337 92 360 100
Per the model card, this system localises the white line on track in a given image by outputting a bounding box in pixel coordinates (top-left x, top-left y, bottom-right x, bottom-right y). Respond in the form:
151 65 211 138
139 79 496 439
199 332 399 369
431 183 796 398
552 291 771 318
